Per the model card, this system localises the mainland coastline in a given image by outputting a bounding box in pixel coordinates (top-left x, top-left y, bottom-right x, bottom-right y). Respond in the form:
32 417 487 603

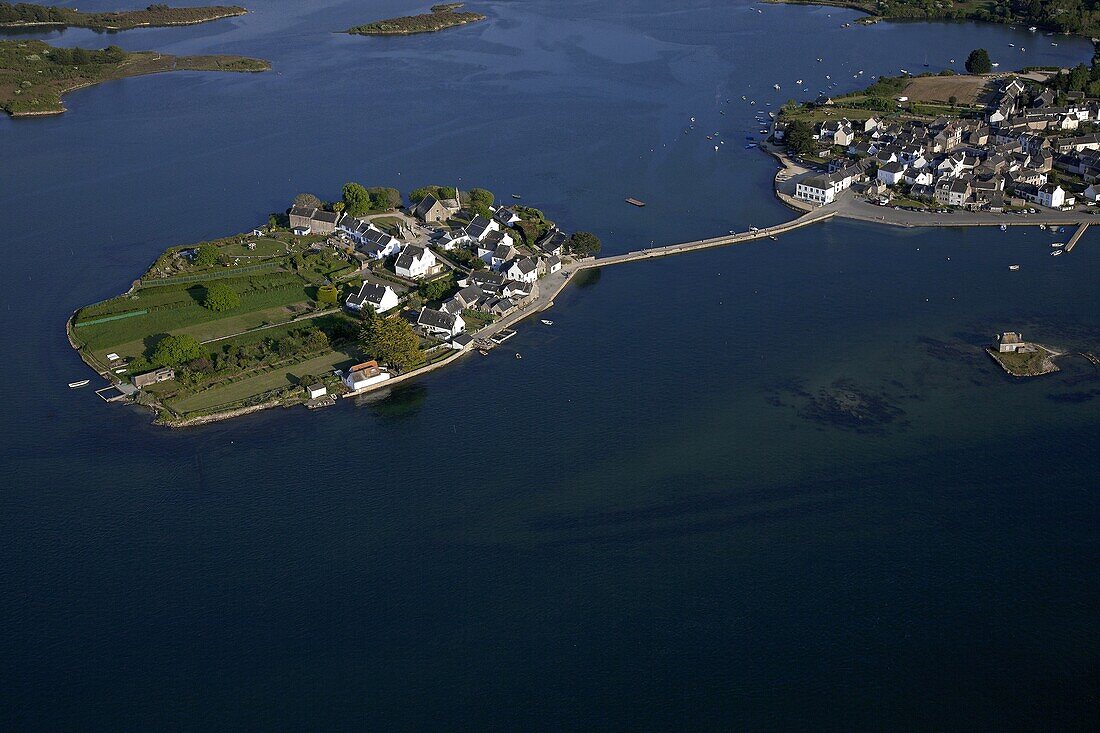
0 3 248 31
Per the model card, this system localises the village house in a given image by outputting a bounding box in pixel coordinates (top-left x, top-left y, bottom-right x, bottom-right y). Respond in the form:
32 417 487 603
339 219 402 259
503 256 539 284
394 244 439 280
1037 183 1068 209
417 307 465 338
346 282 400 314
306 383 327 400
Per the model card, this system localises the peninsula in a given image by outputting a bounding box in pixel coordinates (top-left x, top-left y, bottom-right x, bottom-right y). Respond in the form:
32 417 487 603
0 3 247 30
768 0 1099 37
346 3 485 36
1 40 269 117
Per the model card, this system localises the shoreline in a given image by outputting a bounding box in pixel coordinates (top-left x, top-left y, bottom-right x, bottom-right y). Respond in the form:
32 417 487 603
0 9 248 32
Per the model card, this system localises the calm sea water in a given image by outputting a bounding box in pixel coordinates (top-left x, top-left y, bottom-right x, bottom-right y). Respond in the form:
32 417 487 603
2 1 1098 730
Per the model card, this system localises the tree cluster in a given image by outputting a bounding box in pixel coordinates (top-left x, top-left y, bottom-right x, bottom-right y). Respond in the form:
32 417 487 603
152 333 204 367
568 231 601 256
359 310 423 371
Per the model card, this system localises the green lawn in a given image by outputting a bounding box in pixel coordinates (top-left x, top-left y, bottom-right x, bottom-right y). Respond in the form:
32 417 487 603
220 236 288 259
77 281 313 356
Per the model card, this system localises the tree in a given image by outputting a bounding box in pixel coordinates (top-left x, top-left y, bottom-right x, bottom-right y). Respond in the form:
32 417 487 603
294 192 322 208
409 185 456 203
71 47 90 65
784 119 815 156
965 48 992 74
1067 63 1090 92
948 95 958 107
193 243 219 267
203 282 240 311
316 284 338 304
418 275 454 302
359 311 423 371
103 45 126 63
152 334 203 367
568 231 601 256
342 182 371 216
467 188 494 217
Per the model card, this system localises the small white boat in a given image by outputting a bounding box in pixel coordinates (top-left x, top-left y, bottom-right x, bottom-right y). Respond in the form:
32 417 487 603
1051 249 1063 256
1009 264 1021 270
541 319 553 325
1052 242 1064 248
773 83 781 90
515 353 523 359
1029 26 1037 31
68 380 90 389
1039 223 1047 230
992 62 1000 67
795 79 803 85
1009 43 1014 47
1000 224 1007 231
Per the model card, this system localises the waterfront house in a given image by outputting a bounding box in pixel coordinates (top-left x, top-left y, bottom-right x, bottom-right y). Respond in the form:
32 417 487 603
537 229 569 257
346 282 400 314
1037 183 1068 209
449 333 474 350
290 205 342 236
503 256 539 284
344 360 391 390
132 367 175 389
417 307 465 338
306 384 327 399
877 161 907 186
795 175 835 205
394 244 438 279
545 255 562 274
493 207 521 226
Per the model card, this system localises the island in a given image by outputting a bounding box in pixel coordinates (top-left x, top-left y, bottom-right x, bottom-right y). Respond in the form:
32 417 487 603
0 3 247 31
769 0 1099 37
988 332 1062 376
1 40 270 117
68 186 595 426
346 3 486 36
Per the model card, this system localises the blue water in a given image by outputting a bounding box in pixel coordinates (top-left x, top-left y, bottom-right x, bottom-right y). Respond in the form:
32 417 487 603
2 2 1099 729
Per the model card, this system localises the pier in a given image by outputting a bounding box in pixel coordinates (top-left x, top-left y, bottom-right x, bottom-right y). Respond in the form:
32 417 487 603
1066 223 1089 252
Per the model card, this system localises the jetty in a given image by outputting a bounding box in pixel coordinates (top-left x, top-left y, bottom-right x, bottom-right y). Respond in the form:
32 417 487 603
1066 223 1089 252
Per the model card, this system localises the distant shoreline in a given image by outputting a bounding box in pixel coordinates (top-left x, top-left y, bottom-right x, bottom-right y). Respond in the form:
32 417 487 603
0 5 247 32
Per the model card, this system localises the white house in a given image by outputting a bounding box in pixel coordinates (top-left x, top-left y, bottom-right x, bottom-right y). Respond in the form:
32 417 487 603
877 161 907 186
340 220 402 260
465 215 500 242
306 383 327 399
904 168 933 186
1037 183 1068 208
346 282 400 313
503 257 539 284
344 361 391 391
394 244 437 279
795 175 836 205
1082 183 1100 202
418 308 465 338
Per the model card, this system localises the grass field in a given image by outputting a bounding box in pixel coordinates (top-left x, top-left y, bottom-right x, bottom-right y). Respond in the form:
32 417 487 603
902 75 992 105
165 348 360 414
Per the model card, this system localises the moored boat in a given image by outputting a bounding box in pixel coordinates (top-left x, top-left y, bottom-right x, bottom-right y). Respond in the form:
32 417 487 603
68 380 90 389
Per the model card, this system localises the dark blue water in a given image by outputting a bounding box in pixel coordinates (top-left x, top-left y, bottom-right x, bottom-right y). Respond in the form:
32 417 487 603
2 2 1099 730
